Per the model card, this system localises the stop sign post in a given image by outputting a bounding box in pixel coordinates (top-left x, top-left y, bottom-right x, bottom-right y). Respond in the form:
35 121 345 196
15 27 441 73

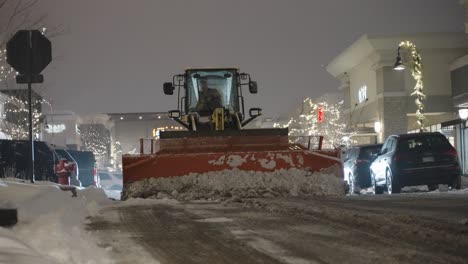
6 30 52 183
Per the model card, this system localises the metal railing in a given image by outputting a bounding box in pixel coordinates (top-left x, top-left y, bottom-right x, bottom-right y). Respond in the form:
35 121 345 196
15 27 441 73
138 138 160 155
137 135 324 154
288 136 324 150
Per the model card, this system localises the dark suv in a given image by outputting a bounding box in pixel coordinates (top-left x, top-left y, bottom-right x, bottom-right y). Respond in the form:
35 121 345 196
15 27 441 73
0 140 56 181
370 132 461 194
343 144 383 194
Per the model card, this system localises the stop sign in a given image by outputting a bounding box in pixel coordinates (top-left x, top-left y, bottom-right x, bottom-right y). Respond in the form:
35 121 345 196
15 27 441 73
6 30 52 76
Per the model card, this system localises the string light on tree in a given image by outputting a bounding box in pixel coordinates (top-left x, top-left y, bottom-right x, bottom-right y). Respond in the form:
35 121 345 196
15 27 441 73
78 124 111 166
0 93 50 140
275 98 354 149
110 141 123 171
394 40 426 132
1 0 52 82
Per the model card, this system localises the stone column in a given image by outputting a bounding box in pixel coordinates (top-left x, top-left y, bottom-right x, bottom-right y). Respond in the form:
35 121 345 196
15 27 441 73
337 73 350 109
383 96 408 139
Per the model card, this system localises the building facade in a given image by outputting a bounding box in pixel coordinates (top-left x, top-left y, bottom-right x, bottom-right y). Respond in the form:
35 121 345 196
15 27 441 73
446 57 468 175
326 33 468 145
108 112 181 155
42 112 82 149
450 0 468 176
42 112 182 169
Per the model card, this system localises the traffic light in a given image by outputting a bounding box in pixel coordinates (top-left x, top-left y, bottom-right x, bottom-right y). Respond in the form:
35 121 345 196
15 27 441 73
318 107 324 122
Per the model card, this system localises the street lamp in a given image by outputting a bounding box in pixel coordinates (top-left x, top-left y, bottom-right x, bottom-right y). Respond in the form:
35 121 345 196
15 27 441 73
393 47 406 71
394 41 425 133
459 109 468 120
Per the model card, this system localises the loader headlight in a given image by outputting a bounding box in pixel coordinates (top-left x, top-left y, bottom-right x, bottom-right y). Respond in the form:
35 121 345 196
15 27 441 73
168 110 181 118
249 108 262 117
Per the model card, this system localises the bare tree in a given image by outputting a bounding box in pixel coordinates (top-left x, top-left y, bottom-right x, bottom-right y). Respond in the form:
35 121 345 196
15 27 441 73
0 0 60 139
0 0 55 81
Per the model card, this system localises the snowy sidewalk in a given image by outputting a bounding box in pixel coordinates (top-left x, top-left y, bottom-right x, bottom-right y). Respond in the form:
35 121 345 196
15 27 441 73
0 179 115 264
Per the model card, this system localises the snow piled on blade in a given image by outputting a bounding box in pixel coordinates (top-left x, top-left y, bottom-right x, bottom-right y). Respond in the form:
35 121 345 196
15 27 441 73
122 167 344 200
0 179 114 264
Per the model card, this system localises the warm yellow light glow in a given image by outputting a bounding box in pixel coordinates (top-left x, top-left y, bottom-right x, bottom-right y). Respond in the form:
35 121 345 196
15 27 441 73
394 64 405 71
397 40 425 132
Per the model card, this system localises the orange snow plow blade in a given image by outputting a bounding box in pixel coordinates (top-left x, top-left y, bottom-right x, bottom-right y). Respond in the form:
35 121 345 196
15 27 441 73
122 129 342 186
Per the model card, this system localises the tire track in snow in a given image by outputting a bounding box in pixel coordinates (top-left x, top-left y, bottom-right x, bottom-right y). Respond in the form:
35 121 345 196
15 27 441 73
118 205 282 264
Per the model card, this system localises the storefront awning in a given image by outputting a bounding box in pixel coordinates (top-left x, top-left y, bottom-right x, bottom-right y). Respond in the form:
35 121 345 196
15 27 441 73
441 118 466 128
346 127 376 134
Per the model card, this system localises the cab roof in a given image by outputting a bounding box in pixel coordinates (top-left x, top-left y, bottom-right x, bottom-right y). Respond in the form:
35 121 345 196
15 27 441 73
184 67 239 72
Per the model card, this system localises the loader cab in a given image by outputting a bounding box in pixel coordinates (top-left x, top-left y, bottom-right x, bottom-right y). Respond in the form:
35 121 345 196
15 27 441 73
163 68 260 131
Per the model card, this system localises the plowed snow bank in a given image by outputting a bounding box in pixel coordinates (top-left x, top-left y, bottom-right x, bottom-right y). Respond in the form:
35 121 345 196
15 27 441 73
0 179 114 264
122 168 344 200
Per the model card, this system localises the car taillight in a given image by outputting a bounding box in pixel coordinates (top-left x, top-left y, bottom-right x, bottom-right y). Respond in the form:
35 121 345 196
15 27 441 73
393 154 408 162
443 148 458 160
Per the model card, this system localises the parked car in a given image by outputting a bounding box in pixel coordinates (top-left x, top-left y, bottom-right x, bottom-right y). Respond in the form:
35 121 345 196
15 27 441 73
0 139 56 181
370 132 461 194
66 149 100 188
343 144 383 194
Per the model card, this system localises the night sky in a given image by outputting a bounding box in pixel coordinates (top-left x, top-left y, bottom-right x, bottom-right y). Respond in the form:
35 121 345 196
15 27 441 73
36 0 464 117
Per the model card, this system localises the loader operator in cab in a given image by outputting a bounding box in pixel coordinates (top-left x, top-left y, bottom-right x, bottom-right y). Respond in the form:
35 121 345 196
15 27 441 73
195 78 222 116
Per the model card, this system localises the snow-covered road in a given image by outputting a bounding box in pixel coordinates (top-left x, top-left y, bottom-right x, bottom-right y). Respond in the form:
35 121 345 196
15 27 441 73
89 190 468 264
2 176 468 263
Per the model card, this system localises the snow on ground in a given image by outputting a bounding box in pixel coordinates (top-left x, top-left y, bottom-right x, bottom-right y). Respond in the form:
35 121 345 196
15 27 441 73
1 173 464 263
120 197 179 206
0 178 115 264
356 176 468 195
103 189 122 200
0 228 56 264
122 168 344 200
